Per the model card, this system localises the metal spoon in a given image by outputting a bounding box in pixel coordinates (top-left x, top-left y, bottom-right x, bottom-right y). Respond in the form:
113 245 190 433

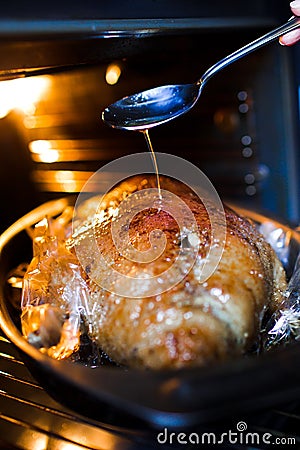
102 16 300 131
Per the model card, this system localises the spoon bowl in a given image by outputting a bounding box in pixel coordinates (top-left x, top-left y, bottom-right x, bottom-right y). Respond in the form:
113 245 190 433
103 16 300 130
103 83 201 130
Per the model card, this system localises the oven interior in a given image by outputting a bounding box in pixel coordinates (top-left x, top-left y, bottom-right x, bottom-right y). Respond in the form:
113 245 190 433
1 1 300 448
0 1 299 232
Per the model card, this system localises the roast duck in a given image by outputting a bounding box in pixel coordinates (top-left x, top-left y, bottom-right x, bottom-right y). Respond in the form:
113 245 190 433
21 175 287 369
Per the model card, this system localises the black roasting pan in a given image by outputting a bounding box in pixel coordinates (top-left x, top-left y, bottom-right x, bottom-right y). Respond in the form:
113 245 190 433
1 197 300 430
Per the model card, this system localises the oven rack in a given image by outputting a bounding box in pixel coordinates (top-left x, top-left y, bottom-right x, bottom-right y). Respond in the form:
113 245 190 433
0 332 300 449
0 333 157 450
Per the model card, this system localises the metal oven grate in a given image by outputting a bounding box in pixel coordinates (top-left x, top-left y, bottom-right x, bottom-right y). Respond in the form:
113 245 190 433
0 334 159 450
1 331 300 449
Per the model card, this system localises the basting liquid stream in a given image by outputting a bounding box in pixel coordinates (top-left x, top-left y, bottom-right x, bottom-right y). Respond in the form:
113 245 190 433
142 129 162 201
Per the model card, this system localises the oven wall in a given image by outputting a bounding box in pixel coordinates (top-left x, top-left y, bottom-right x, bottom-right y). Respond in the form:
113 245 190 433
0 0 299 231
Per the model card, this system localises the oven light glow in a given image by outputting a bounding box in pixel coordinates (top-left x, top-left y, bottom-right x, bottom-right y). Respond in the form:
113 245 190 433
21 435 49 450
29 140 51 154
54 170 74 183
29 140 59 163
0 76 51 119
105 63 122 85
54 170 78 192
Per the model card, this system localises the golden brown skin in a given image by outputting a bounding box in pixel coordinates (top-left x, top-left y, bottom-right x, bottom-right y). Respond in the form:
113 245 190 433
68 175 287 370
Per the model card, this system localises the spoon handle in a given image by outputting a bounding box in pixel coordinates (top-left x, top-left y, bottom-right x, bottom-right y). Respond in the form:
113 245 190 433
199 15 300 86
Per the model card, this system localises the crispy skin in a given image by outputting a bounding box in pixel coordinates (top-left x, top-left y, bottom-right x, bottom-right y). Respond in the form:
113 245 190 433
68 175 286 369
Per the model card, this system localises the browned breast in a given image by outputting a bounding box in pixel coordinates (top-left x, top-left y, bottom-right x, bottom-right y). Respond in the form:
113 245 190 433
68 175 286 369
